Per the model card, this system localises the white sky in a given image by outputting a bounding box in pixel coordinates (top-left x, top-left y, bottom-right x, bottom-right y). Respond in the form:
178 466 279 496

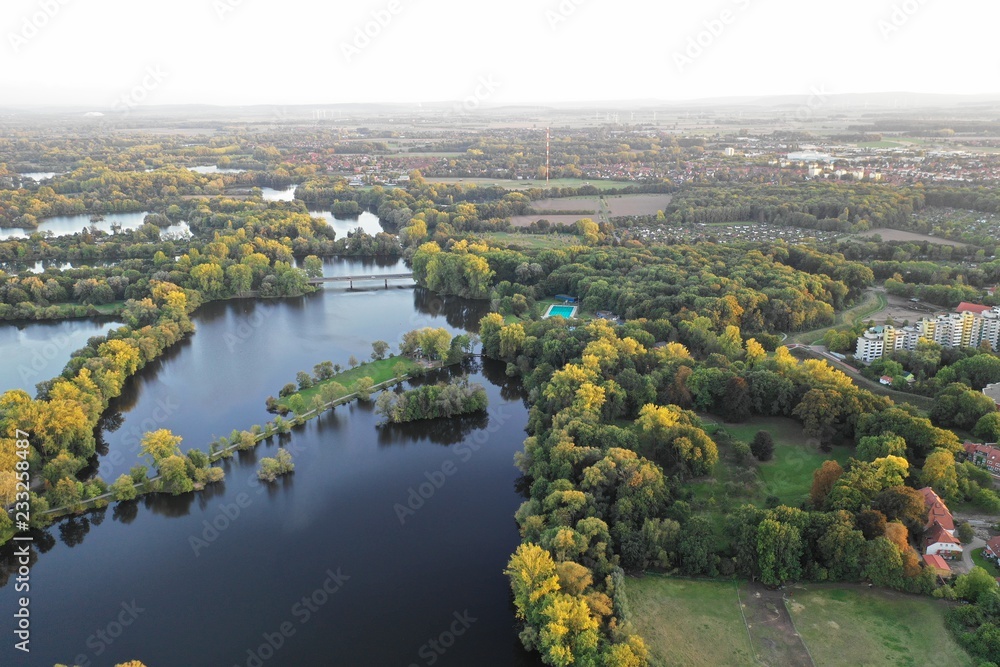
0 0 997 107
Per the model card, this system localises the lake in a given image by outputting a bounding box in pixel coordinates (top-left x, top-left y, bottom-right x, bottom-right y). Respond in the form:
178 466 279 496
293 255 410 279
0 319 119 394
308 209 384 238
0 212 190 241
262 185 299 202
187 166 245 175
0 259 541 667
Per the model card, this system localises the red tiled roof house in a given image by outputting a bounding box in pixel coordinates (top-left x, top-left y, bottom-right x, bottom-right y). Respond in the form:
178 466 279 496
964 442 1000 474
920 487 963 560
986 536 1000 562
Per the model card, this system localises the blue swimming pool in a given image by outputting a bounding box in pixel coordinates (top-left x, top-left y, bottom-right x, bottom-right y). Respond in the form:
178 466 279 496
545 304 578 319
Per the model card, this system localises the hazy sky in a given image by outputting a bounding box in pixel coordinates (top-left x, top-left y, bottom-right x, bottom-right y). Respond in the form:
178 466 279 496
1 0 997 107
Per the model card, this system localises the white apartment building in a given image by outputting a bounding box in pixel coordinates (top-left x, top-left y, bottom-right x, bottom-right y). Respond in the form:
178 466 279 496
854 303 1000 362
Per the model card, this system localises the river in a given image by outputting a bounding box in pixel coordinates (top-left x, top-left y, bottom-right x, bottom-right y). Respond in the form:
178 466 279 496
0 258 541 667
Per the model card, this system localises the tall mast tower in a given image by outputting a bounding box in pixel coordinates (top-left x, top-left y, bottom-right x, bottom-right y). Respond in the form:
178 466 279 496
546 127 550 187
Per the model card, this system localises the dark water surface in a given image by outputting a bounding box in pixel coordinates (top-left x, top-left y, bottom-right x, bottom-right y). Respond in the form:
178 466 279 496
0 259 541 667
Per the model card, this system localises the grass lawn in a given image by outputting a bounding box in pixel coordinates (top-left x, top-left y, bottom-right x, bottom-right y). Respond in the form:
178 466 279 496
276 356 421 410
972 548 1000 577
478 231 580 250
857 141 903 148
787 585 971 667
628 578 973 667
708 416 853 507
92 300 126 314
625 576 755 667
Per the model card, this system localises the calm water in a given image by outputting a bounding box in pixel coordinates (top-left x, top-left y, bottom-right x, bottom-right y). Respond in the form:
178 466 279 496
0 212 134 240
187 166 245 174
0 212 190 241
0 319 119 394
309 210 384 239
294 255 410 280
0 259 540 666
262 185 299 202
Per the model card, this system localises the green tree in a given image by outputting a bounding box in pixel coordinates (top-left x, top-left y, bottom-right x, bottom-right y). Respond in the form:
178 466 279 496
857 434 907 462
110 474 137 502
313 361 335 381
921 448 959 501
371 340 390 361
749 431 774 461
355 377 375 399
159 455 194 495
756 518 803 586
225 263 253 296
303 255 323 279
139 429 183 467
972 411 1000 442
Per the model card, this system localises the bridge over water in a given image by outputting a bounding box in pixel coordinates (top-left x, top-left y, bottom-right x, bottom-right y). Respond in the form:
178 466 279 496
307 272 415 289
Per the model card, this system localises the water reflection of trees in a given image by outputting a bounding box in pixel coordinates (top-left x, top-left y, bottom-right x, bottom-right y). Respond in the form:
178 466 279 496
113 500 139 524
412 288 490 331
479 358 528 403
377 412 490 447
58 516 91 547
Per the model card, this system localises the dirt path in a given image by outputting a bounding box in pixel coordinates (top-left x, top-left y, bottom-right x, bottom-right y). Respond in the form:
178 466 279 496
740 582 814 667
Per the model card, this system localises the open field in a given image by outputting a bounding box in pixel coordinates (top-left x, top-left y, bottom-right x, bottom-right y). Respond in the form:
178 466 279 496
787 585 971 667
603 193 673 216
857 141 904 148
691 416 852 549
477 231 581 250
511 193 674 227
852 228 970 246
527 195 600 213
510 213 587 227
865 292 941 325
625 577 755 667
426 177 631 190
719 418 852 506
276 356 422 411
629 578 972 667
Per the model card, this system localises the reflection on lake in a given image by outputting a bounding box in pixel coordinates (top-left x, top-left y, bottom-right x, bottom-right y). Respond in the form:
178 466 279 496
261 185 299 202
0 319 119 393
309 209 384 238
294 255 410 280
0 211 151 240
0 212 191 242
187 165 245 174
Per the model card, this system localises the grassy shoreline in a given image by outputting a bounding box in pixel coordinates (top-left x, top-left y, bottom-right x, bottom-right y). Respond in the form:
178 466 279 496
274 356 423 411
